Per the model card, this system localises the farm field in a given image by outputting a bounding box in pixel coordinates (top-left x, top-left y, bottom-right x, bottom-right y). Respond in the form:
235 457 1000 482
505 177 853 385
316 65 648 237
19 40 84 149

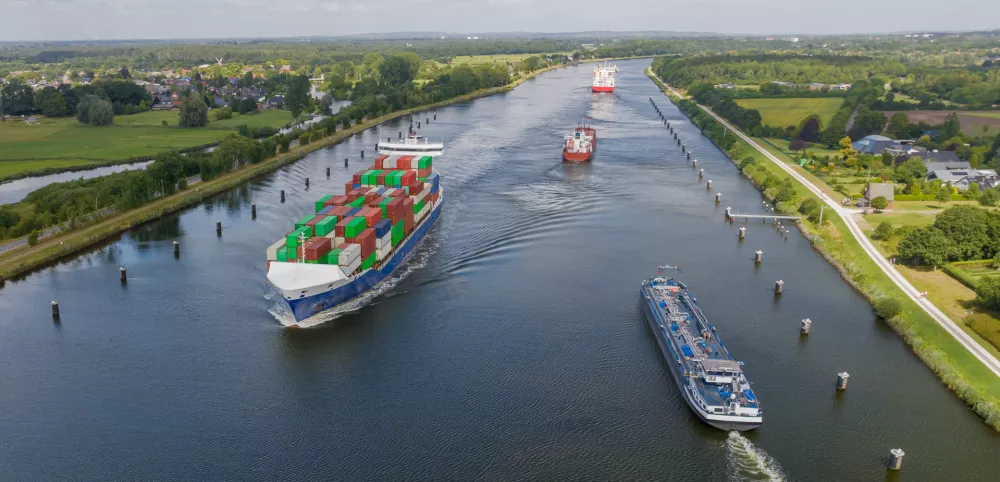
0 110 292 180
735 97 843 127
881 110 1000 137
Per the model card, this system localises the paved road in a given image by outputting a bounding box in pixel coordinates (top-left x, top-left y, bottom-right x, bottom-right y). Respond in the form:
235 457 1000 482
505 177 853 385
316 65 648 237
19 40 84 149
0 175 202 256
693 101 1000 378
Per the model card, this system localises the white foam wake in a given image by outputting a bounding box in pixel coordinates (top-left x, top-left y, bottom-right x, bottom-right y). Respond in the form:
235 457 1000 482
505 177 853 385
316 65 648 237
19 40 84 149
265 238 439 328
725 431 785 482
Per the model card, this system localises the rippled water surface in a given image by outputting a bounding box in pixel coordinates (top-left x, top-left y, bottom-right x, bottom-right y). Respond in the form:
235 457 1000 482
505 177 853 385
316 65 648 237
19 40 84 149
1 60 998 481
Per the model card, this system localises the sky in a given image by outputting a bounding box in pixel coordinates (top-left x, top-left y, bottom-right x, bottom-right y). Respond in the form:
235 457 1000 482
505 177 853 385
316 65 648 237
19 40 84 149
3 0 999 41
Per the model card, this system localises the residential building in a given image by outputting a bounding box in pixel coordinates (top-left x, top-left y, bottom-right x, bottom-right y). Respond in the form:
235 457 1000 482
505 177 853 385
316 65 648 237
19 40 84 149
716 83 736 89
807 82 827 90
852 135 905 156
926 169 998 191
830 83 853 90
864 182 895 209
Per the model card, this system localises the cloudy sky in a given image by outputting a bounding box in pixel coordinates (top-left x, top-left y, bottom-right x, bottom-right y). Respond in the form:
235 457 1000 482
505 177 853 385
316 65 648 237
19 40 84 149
3 0 998 41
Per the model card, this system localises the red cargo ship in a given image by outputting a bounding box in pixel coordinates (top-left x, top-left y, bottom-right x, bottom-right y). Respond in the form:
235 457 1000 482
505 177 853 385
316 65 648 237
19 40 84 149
562 123 597 162
592 62 617 93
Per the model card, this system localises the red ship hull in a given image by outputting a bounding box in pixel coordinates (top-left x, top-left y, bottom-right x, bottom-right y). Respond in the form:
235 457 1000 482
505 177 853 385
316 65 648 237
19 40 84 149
591 86 614 93
562 128 597 163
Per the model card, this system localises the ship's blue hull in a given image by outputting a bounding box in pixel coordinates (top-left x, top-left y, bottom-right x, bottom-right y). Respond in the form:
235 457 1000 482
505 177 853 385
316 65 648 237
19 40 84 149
285 199 442 322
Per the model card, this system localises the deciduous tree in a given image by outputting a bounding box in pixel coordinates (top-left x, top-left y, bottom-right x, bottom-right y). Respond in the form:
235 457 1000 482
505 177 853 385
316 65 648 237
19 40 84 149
179 93 208 127
35 87 69 117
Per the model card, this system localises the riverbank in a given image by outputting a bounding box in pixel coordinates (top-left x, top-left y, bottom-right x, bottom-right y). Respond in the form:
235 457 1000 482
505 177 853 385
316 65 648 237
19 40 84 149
0 64 564 282
646 68 1000 430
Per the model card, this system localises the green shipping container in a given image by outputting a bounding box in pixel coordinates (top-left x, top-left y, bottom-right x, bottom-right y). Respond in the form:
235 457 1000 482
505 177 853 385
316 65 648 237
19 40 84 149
417 156 432 169
348 197 366 207
360 251 378 271
391 221 404 246
390 171 403 187
315 194 333 212
315 216 339 237
414 199 425 214
304 259 319 264
286 226 309 248
295 214 314 229
345 217 367 238
379 198 393 217
362 170 377 185
276 249 288 262
371 170 384 185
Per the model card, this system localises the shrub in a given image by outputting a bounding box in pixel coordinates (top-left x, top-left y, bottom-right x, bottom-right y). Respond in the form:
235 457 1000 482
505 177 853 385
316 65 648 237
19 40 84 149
872 221 895 240
874 297 902 320
975 276 1000 311
27 230 40 246
215 107 233 120
177 178 188 190
870 195 888 212
161 120 168 127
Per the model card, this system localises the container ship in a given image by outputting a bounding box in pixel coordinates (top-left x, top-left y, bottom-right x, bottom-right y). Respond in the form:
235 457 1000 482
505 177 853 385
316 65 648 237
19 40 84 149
266 122 443 323
640 267 762 431
591 62 618 93
562 123 596 162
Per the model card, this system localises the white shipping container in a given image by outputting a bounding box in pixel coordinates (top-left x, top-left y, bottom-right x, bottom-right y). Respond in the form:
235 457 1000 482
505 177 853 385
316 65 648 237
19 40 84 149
376 244 391 261
342 257 361 275
410 158 421 169
382 188 397 197
338 244 361 265
266 239 287 261
414 188 428 203
377 233 392 249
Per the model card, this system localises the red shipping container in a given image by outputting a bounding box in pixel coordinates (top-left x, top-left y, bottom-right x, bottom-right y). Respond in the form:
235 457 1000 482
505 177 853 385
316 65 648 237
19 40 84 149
345 181 356 196
364 191 379 204
356 228 376 258
366 196 384 208
303 237 332 261
404 214 414 234
352 170 366 185
400 171 416 186
417 167 432 178
363 207 382 226
374 155 388 169
305 215 325 227
324 195 348 208
386 198 404 222
409 180 424 196
376 172 388 186
335 217 352 237
395 156 414 169
334 206 352 218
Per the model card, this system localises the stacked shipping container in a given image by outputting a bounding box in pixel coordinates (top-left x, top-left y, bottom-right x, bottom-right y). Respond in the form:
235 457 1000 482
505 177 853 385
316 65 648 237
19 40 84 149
265 154 439 276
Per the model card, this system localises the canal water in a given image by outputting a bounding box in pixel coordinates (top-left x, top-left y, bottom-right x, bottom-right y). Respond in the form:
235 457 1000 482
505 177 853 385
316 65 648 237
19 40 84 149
0 161 153 205
1 59 997 481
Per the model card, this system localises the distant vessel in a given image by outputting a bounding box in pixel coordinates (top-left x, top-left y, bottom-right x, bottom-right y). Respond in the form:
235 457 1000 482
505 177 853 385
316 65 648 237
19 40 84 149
640 267 763 431
592 62 617 92
266 119 442 323
562 122 596 162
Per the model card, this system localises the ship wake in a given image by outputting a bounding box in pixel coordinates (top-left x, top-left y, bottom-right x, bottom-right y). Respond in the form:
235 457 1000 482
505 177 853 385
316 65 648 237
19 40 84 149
724 431 785 482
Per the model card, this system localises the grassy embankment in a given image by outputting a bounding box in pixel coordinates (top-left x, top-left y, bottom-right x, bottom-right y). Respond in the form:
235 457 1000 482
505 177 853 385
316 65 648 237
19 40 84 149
647 69 1000 430
734 97 844 127
0 64 564 281
0 110 293 181
760 137 1000 355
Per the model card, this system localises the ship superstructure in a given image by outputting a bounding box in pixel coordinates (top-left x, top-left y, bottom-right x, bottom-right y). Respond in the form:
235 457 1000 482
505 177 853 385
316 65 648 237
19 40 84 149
592 62 618 92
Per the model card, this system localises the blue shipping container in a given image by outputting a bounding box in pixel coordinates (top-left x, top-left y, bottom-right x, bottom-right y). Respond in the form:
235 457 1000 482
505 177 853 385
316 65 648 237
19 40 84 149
345 207 361 218
318 206 334 215
374 219 391 237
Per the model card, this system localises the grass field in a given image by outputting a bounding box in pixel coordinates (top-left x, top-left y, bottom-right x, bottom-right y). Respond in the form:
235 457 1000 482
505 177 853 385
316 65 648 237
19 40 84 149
0 110 292 180
735 98 844 128
882 110 1000 138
